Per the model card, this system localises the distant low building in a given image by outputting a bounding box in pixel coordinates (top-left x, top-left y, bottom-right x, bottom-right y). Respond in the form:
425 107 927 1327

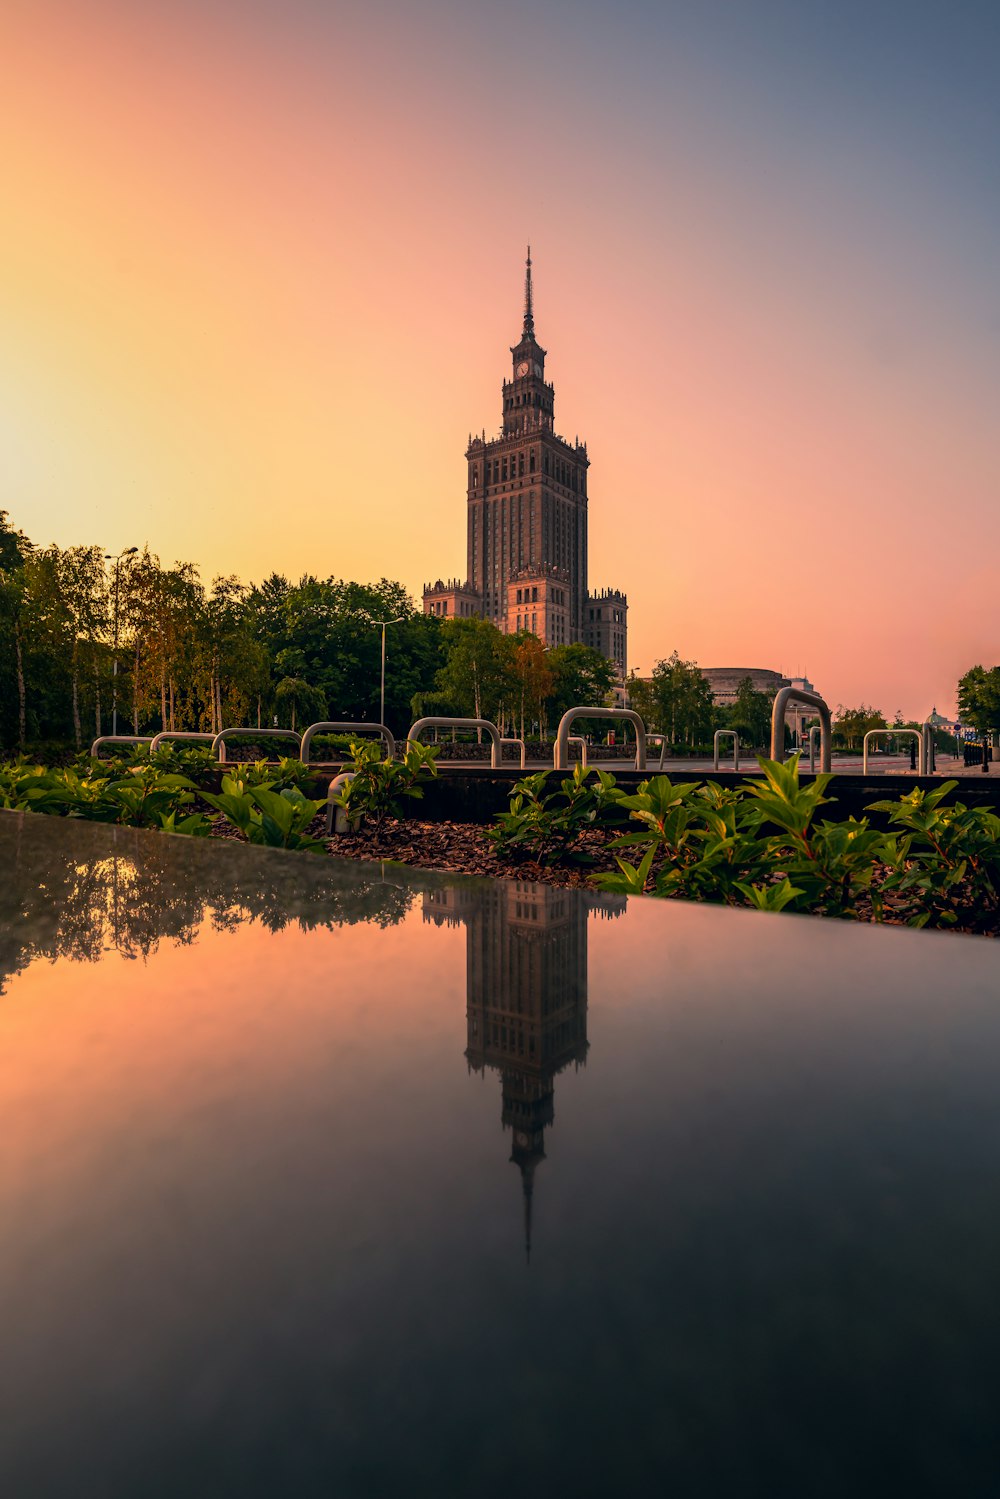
701 667 820 741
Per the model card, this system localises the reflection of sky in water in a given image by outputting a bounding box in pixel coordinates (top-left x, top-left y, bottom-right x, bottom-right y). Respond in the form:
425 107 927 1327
2 814 1000 1497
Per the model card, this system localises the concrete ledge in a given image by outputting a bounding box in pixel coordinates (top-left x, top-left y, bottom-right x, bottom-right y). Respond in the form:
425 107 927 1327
301 766 999 827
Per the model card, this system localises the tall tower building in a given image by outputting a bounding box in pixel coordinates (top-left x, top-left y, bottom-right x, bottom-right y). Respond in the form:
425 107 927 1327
424 252 628 678
422 882 625 1261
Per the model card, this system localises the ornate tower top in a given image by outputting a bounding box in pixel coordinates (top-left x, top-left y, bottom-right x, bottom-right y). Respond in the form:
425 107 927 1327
507 247 550 434
523 245 534 335
510 247 545 364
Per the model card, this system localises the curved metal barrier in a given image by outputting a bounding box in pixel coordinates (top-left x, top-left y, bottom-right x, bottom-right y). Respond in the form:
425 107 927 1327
863 728 924 775
149 731 215 755
770 687 832 772
713 729 740 772
922 717 937 775
554 708 646 771
567 734 588 769
500 737 526 769
407 717 502 769
805 725 821 773
325 771 356 836
211 727 302 764
646 733 668 771
90 735 152 758
301 721 396 765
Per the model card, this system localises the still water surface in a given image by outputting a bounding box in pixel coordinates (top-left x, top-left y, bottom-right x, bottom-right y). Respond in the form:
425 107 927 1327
1 814 999 1497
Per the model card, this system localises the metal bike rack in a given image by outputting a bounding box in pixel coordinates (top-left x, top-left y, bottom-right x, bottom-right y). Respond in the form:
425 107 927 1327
646 733 669 771
770 687 832 772
713 729 740 772
148 731 215 754
863 728 924 775
300 721 396 765
500 738 526 768
211 727 302 764
806 725 821 772
407 717 502 769
554 707 647 771
567 735 588 768
90 735 153 758
922 717 937 775
325 771 356 836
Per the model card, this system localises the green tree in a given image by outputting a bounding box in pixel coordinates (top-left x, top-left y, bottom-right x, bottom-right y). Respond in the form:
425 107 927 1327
273 676 328 732
635 651 715 746
957 666 1000 743
545 643 616 735
728 675 772 749
511 633 553 740
833 704 887 751
433 618 515 727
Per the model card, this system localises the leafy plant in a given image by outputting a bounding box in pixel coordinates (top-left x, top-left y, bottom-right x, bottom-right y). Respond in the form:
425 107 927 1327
485 764 624 865
201 774 327 852
594 757 887 919
599 775 769 901
329 740 439 834
868 781 1000 929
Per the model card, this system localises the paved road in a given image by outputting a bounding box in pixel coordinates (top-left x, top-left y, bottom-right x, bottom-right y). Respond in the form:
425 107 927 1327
457 754 986 777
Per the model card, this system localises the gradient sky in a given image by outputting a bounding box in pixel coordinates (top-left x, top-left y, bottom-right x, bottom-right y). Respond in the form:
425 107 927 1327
3 0 999 716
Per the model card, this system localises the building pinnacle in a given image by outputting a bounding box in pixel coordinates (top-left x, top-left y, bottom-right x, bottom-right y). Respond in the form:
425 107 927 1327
523 245 534 335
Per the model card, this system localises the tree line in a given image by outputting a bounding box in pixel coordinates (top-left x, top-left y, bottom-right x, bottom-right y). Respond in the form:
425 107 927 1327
0 511 622 753
3 510 978 757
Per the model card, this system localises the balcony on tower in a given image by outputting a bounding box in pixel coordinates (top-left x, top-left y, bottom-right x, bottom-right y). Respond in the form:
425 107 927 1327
506 565 571 646
422 578 483 621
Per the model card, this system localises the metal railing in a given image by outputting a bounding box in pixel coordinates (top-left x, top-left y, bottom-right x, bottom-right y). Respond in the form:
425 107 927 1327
500 737 526 768
300 721 396 765
325 771 355 836
646 733 668 771
922 718 937 775
805 725 821 773
148 731 215 755
713 729 740 771
90 735 152 758
407 716 502 769
554 708 647 771
211 727 302 763
863 728 924 775
770 687 832 772
567 735 588 768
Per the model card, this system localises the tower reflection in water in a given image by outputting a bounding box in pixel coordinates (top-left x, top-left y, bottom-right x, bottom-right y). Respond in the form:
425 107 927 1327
424 882 625 1258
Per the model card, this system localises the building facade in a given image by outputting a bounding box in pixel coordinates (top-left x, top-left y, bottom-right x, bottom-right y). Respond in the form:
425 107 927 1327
423 252 628 679
701 667 821 741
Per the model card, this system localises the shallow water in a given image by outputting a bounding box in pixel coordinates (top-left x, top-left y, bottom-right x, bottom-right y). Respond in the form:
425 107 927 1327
1 813 999 1498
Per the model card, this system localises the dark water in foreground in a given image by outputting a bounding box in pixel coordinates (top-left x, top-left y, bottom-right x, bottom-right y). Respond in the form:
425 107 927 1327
1 814 999 1498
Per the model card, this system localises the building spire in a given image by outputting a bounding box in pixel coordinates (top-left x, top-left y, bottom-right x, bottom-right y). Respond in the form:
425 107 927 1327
523 245 534 335
521 1159 536 1267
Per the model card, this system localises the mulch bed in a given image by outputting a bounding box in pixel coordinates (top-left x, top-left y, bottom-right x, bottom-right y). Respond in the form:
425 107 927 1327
320 818 616 890
203 816 998 934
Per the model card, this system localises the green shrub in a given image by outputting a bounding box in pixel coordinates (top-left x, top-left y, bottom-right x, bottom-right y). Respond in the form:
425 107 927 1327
328 740 439 834
868 781 1000 929
485 764 626 865
201 774 327 852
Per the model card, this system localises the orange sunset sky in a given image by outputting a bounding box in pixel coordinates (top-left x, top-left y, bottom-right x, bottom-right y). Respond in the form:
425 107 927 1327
2 0 998 716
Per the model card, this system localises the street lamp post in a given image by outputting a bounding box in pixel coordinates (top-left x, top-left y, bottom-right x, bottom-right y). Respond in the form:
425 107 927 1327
105 547 137 736
370 615 406 727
